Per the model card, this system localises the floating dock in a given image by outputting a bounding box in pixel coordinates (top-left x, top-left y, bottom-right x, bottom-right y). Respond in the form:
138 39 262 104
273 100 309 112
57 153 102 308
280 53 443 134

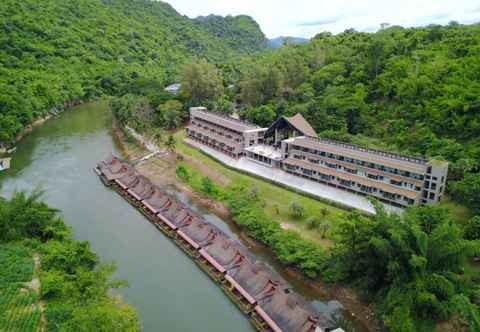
95 155 337 332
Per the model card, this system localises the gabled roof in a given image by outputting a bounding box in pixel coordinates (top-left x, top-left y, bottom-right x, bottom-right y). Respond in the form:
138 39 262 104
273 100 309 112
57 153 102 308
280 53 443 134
264 113 317 138
285 114 317 138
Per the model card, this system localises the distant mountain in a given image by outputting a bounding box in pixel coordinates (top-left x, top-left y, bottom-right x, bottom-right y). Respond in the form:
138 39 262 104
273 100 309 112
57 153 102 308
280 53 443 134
268 36 309 48
195 14 267 53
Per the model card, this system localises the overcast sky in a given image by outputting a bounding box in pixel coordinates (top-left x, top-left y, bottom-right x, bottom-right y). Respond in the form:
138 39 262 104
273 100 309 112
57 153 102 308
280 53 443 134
165 0 480 38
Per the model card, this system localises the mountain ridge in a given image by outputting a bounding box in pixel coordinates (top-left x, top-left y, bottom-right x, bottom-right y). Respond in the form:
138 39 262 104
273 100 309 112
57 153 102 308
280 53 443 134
268 36 309 48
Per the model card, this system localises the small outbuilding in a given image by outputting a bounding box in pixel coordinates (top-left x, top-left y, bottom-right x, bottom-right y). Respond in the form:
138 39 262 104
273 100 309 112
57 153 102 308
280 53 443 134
164 83 181 94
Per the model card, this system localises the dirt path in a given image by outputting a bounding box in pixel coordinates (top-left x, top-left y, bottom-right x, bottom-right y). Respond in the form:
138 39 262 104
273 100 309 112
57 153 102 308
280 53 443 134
30 252 47 332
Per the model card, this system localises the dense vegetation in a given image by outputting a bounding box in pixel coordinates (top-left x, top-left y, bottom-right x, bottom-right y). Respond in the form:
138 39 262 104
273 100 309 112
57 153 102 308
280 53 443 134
325 205 480 331
0 0 266 144
221 23 480 212
194 14 266 53
0 192 140 331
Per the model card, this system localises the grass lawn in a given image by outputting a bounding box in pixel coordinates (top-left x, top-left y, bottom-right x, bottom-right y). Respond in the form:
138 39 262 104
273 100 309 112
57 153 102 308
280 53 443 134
173 130 352 246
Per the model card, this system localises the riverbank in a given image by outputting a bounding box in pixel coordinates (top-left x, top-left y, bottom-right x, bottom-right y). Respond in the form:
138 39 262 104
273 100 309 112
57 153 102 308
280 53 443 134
0 99 88 154
111 122 380 332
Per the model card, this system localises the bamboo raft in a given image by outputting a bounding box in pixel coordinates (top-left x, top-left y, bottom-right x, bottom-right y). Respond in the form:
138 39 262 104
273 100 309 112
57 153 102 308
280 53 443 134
95 155 338 332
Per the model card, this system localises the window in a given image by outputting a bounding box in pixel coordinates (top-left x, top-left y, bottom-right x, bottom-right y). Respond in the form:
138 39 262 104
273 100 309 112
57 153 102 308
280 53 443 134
302 168 313 176
431 183 437 190
367 174 379 180
429 192 435 200
427 166 432 174
390 179 403 186
345 167 357 174
425 181 430 189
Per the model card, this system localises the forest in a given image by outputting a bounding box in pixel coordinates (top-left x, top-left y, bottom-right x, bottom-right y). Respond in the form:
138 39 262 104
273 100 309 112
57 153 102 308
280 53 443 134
0 191 140 331
0 0 266 144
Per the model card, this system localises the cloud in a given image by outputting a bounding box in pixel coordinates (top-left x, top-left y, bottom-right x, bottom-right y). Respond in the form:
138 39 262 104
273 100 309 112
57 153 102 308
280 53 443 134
297 16 344 27
426 12 451 21
166 0 479 38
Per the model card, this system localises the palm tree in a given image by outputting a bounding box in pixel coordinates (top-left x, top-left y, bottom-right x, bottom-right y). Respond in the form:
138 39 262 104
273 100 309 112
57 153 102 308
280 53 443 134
165 134 176 153
320 207 330 219
319 219 331 239
152 128 163 147
289 202 305 219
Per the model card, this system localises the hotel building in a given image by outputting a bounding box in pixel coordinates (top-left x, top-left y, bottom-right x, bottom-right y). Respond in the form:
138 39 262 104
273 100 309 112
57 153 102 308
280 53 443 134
186 107 266 158
186 107 448 209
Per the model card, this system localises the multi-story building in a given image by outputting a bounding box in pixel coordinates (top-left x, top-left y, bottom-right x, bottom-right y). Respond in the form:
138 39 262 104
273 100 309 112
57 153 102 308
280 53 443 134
186 107 448 208
280 136 448 208
186 107 265 158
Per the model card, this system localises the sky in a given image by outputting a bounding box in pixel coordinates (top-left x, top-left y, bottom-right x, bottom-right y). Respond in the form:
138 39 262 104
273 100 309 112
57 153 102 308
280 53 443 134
165 0 480 38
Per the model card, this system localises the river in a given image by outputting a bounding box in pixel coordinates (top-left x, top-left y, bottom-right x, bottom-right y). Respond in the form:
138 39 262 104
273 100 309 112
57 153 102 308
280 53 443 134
0 101 366 332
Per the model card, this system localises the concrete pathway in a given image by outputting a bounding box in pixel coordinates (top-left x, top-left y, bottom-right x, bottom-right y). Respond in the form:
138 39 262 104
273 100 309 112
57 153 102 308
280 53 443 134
184 138 402 215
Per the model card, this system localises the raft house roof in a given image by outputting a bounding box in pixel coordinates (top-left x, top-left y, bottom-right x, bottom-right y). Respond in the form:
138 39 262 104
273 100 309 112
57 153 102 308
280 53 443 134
142 188 170 213
128 175 155 200
257 290 333 332
116 171 139 189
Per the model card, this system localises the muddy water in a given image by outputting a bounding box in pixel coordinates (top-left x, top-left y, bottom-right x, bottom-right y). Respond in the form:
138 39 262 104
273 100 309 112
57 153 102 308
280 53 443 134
0 101 367 332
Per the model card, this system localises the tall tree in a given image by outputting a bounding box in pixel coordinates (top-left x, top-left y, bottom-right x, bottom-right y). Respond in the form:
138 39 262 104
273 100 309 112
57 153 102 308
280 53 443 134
180 60 223 105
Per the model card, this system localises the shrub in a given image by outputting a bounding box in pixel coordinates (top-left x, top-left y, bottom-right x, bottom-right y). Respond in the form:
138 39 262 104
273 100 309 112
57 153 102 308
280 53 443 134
306 217 320 230
464 216 480 240
289 202 305 219
201 176 215 195
175 165 190 181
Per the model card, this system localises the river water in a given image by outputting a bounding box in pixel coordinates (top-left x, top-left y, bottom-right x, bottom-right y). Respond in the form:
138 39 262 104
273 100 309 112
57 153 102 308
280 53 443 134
0 101 364 332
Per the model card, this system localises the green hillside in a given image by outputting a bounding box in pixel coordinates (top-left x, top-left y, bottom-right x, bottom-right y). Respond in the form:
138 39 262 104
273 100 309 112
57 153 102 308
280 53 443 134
195 14 267 53
0 0 265 144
